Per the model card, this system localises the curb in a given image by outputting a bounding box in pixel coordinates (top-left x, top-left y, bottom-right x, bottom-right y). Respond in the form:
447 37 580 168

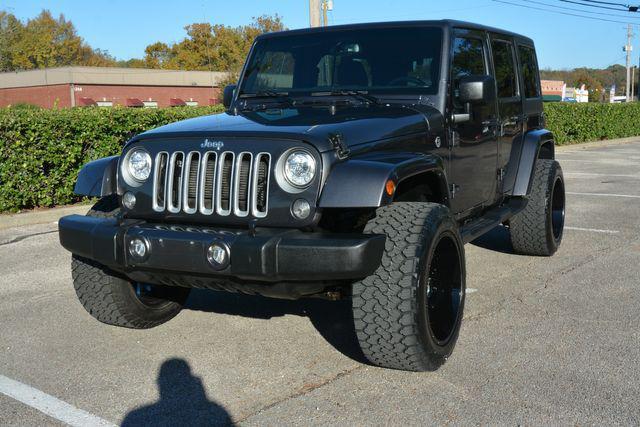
556 136 640 152
0 204 90 230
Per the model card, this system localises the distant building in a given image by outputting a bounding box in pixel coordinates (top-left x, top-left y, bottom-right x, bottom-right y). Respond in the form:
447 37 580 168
541 79 566 102
0 67 228 109
541 79 589 102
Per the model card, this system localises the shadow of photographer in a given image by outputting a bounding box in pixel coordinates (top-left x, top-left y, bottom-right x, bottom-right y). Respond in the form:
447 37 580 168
122 358 233 426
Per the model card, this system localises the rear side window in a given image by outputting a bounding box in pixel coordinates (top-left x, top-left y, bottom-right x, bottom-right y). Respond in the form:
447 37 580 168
491 39 518 98
518 45 540 98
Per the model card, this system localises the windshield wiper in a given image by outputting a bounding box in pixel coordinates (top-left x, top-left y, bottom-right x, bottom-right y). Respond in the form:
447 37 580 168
238 90 296 110
311 90 381 105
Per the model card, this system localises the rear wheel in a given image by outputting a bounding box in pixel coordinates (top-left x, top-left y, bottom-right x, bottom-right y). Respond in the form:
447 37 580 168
352 202 466 371
510 159 565 256
71 196 190 329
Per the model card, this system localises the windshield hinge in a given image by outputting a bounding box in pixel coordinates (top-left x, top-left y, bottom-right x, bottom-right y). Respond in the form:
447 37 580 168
328 133 350 160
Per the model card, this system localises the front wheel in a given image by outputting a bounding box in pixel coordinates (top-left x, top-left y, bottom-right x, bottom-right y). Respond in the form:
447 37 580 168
71 196 190 329
352 202 466 371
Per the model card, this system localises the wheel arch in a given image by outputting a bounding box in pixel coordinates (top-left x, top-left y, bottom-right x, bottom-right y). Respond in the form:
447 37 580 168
74 156 119 197
510 129 555 197
318 153 450 208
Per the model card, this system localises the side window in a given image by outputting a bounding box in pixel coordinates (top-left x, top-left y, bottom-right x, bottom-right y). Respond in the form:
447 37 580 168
491 40 518 98
518 45 540 98
451 36 486 111
452 37 486 79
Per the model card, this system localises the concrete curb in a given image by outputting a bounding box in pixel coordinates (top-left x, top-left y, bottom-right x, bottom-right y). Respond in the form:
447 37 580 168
0 204 90 230
556 136 640 152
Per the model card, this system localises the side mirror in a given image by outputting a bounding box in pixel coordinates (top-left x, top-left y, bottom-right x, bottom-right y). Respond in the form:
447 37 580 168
458 74 496 105
223 84 237 109
452 75 496 124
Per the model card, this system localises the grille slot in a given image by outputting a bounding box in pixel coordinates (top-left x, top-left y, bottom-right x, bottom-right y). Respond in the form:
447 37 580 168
152 149 272 218
252 154 271 218
199 152 217 214
234 153 252 216
153 152 168 211
167 152 184 213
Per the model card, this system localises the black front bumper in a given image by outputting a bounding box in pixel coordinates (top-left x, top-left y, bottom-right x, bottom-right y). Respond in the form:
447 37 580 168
59 215 385 295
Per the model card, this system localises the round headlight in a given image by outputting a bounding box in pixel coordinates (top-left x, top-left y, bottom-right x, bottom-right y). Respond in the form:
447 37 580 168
127 149 152 182
284 151 316 187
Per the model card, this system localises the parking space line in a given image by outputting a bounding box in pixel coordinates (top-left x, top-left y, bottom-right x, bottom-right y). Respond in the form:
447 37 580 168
0 374 115 427
566 192 640 199
564 172 639 178
565 226 620 234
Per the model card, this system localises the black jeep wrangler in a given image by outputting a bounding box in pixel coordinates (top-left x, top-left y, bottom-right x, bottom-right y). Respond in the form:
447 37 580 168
59 20 565 372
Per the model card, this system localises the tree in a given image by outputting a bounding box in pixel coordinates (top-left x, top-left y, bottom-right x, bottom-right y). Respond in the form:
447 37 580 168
140 14 286 74
0 10 116 71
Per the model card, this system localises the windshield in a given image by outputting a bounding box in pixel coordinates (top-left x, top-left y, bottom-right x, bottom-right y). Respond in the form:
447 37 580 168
240 26 443 96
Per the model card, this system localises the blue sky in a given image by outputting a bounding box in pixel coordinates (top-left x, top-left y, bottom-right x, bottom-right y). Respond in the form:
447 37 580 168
1 0 639 70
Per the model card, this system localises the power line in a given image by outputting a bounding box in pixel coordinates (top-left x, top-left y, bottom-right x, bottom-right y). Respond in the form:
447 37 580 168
492 0 637 23
575 0 632 7
558 0 635 12
517 0 640 18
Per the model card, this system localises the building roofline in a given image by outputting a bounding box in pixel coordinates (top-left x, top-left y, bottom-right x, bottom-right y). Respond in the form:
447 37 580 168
0 66 228 89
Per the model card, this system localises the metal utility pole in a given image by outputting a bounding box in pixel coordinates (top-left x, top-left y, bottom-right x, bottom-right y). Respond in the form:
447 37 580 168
625 24 633 102
309 0 321 27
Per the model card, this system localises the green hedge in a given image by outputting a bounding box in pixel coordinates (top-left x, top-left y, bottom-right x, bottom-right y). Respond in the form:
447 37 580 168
1 102 639 213
544 102 640 145
0 106 224 213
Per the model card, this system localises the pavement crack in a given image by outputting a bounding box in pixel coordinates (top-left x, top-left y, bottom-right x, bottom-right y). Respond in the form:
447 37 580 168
236 365 363 423
0 230 58 247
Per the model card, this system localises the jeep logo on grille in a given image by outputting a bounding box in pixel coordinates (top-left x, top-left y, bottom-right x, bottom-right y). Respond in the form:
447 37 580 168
201 139 224 150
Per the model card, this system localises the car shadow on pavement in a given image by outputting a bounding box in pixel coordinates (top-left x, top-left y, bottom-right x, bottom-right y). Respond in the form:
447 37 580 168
471 225 515 254
185 290 368 364
121 358 233 426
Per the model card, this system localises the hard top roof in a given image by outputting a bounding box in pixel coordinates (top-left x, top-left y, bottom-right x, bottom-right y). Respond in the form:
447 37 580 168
256 19 534 45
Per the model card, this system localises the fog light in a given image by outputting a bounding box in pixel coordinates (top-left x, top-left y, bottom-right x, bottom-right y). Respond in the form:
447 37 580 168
291 199 311 219
206 242 230 270
123 192 136 209
128 237 149 261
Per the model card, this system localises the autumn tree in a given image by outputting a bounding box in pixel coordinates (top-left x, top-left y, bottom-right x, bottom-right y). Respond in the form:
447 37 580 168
141 14 285 74
0 10 115 71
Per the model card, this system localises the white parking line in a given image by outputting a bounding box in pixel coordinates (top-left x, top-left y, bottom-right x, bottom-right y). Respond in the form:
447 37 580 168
564 172 639 178
565 226 620 234
567 192 640 199
0 374 115 427
466 288 478 294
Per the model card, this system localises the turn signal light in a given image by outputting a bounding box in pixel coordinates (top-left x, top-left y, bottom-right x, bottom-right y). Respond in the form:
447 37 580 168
385 180 396 196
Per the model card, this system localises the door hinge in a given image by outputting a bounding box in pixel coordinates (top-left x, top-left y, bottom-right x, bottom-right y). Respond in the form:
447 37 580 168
450 184 460 198
328 132 350 160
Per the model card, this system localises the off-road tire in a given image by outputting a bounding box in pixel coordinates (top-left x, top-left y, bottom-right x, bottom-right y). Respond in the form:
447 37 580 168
71 195 190 329
352 202 466 371
510 159 565 256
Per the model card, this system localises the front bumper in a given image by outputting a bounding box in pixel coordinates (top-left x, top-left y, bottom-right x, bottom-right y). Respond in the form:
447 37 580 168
58 215 385 295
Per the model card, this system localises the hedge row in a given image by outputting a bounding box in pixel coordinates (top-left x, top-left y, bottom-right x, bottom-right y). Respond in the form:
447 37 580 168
1 102 639 212
0 106 224 212
544 102 640 144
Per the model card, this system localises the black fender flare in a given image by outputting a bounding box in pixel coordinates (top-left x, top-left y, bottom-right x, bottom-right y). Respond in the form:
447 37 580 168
318 153 448 208
509 129 555 197
74 156 119 197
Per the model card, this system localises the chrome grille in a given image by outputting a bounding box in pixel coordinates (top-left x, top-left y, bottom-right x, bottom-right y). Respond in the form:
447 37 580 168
153 150 271 218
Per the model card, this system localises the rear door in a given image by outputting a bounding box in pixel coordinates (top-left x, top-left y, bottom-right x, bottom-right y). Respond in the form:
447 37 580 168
489 35 525 194
448 29 499 215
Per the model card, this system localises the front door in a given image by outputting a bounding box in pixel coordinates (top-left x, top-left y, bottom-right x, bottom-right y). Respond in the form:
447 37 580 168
449 29 499 215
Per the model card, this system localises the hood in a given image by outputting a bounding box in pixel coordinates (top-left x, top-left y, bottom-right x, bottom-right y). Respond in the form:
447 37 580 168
134 105 435 152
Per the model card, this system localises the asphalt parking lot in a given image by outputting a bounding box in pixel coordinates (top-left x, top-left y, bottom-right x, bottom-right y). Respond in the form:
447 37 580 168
1 139 639 425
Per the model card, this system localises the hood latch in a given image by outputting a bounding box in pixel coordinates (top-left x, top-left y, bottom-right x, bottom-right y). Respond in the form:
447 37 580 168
328 132 350 160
